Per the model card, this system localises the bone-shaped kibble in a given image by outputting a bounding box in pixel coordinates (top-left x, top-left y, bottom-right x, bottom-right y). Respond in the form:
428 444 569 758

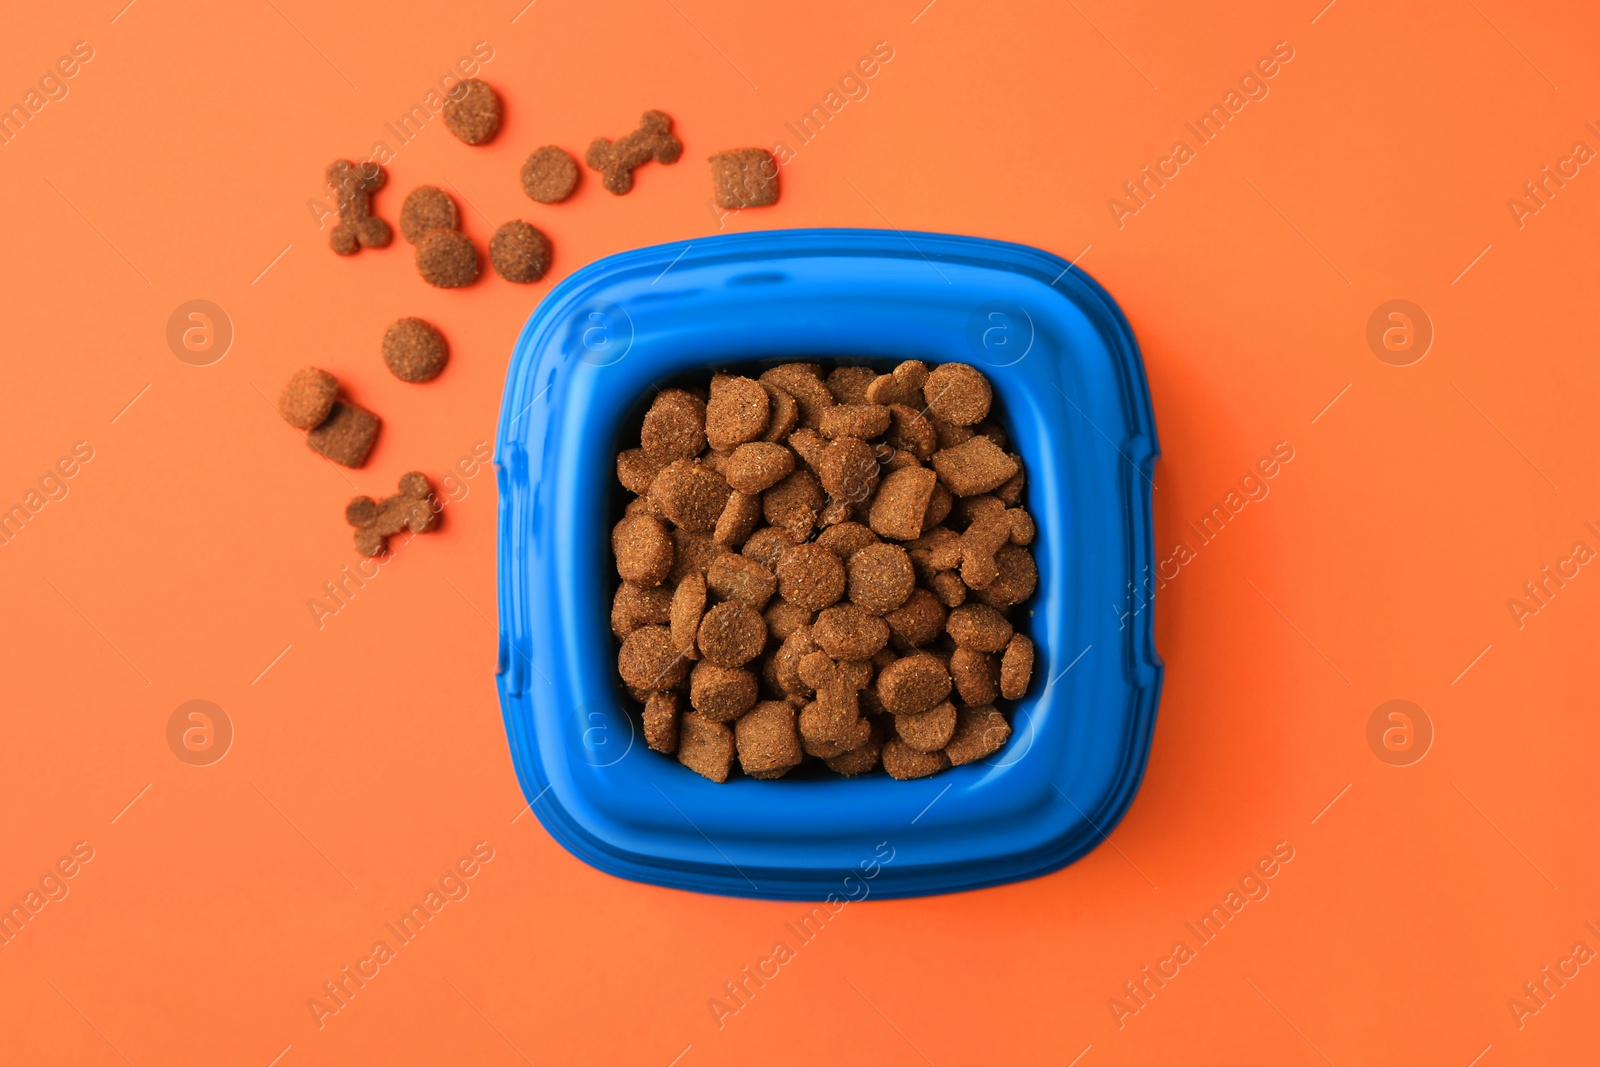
346 472 438 556
585 110 683 195
326 160 392 256
797 651 872 756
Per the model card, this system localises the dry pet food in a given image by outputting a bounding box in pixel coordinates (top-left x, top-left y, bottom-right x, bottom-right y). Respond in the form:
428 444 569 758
586 110 683 195
400 185 480 288
709 148 779 209
442 79 502 145
522 145 579 203
606 360 1038 782
279 367 379 468
347 472 440 555
382 318 448 382
327 160 392 255
489 220 551 283
400 185 458 245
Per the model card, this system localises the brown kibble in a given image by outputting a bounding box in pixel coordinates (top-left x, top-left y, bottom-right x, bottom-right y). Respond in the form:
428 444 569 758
813 604 890 661
279 367 338 429
678 711 734 782
736 700 802 778
697 601 767 667
706 374 771 451
819 403 891 440
689 661 758 722
865 360 928 407
896 700 957 752
760 382 800 442
922 483 953 533
817 437 880 504
741 527 797 570
882 738 948 780
763 469 823 541
847 543 915 615
400 185 457 245
823 718 884 776
946 602 1013 652
927 570 968 608
490 220 552 283
995 459 1026 506
443 79 502 144
773 627 819 697
885 588 946 650
652 460 731 532
522 145 579 203
787 427 827 470
643 692 680 754
950 648 999 705
617 448 665 494
923 362 992 426
945 706 1010 766
876 655 952 715
670 571 707 656
763 599 814 642
416 229 480 288
886 404 937 461
587 109 682 195
759 365 835 429
907 527 961 580
641 390 708 461
713 490 762 548
618 625 691 690
975 545 1037 608
1000 634 1034 700
775 543 846 611
725 441 793 493
346 472 438 555
612 581 673 638
326 160 391 255
669 528 719 582
612 514 674 587
931 435 1020 497
307 401 380 467
710 148 780 209
706 552 777 607
869 466 937 541
816 521 880 559
382 318 448 383
826 366 878 405
799 700 871 758
933 417 974 449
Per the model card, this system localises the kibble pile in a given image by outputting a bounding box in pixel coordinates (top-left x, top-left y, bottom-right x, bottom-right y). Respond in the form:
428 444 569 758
610 360 1038 782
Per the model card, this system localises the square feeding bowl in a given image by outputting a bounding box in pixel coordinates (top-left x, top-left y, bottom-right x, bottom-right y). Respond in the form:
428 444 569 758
494 228 1161 900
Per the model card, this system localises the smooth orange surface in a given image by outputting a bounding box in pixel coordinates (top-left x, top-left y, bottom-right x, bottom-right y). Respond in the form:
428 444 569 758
3 2 1597 1063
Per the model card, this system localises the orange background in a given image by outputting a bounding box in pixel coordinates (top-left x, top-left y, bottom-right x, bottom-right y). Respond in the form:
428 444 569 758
2 1 1597 1063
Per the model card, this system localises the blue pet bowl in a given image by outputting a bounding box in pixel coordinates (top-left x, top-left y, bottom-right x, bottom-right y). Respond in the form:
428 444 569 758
495 228 1160 900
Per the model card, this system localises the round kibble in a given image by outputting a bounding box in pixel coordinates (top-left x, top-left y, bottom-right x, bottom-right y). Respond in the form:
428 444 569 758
945 706 1011 765
876 655 952 716
400 185 457 244
415 229 480 288
946 602 1013 652
697 601 767 667
1000 634 1034 699
950 647 999 705
816 437 880 504
616 448 664 494
382 318 448 382
713 490 762 548
895 700 956 752
775 543 846 612
826 365 877 405
923 363 992 426
643 691 680 753
706 375 770 451
489 220 551 283
641 390 707 461
760 382 800 442
725 441 794 494
884 588 946 649
613 514 674 588
741 527 797 570
847 543 915 615
773 627 818 697
651 460 730 532
521 145 579 203
816 521 880 559
669 528 718 582
763 599 815 641
611 581 673 638
975 545 1038 608
823 719 884 775
618 625 690 691
812 604 890 661
706 552 777 607
882 738 948 780
689 662 758 722
443 78 501 145
819 403 891 440
279 367 337 429
671 572 707 654
763 470 823 539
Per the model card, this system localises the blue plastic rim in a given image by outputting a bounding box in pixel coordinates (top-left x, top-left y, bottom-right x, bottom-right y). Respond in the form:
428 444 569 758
494 228 1161 900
